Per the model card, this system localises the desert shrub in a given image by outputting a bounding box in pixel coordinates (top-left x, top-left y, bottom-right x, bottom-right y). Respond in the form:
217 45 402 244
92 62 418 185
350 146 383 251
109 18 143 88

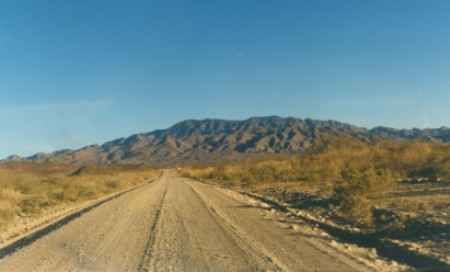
0 188 23 226
0 200 17 226
335 189 373 225
77 184 98 199
48 189 65 202
14 180 34 194
105 180 121 190
0 188 23 204
20 195 51 214
334 167 394 226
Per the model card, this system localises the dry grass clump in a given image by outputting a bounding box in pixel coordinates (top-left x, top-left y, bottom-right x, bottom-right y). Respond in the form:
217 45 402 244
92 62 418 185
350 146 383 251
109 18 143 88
0 189 23 223
0 162 159 230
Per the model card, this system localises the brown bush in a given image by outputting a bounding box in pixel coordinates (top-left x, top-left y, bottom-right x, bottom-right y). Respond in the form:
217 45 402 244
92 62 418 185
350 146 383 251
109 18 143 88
334 167 394 226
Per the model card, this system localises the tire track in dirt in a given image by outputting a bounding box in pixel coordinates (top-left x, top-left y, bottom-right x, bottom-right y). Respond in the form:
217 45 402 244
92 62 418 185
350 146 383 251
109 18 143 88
185 181 286 272
137 182 168 272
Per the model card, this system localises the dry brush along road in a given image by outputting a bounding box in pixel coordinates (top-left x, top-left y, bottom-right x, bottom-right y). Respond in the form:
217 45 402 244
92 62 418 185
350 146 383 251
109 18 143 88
0 172 381 272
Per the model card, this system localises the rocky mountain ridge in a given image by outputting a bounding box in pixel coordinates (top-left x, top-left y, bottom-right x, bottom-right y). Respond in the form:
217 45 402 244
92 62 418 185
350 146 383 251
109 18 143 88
4 116 450 166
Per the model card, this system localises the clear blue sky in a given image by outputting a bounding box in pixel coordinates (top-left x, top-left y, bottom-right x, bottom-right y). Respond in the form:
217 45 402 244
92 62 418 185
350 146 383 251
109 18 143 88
1 1 450 157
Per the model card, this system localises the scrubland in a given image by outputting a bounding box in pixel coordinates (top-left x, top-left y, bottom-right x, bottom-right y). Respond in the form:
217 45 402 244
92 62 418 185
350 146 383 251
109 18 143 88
0 162 159 233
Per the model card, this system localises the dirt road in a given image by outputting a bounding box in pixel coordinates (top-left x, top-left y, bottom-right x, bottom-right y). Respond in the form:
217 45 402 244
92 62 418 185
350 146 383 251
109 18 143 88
0 172 373 272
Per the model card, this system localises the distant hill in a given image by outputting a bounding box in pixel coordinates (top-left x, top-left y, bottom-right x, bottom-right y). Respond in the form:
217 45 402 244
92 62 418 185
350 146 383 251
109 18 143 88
4 116 450 166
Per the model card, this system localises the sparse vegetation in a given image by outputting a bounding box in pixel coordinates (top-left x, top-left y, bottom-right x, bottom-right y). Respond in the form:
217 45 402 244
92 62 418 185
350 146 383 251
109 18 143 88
0 162 159 231
181 137 450 226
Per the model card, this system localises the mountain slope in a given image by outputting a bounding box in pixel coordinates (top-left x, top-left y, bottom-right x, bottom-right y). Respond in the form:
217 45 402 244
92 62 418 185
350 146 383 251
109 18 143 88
7 116 450 166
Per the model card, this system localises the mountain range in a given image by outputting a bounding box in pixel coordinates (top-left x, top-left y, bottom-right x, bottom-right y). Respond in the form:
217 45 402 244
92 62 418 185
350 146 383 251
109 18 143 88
4 116 450 166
